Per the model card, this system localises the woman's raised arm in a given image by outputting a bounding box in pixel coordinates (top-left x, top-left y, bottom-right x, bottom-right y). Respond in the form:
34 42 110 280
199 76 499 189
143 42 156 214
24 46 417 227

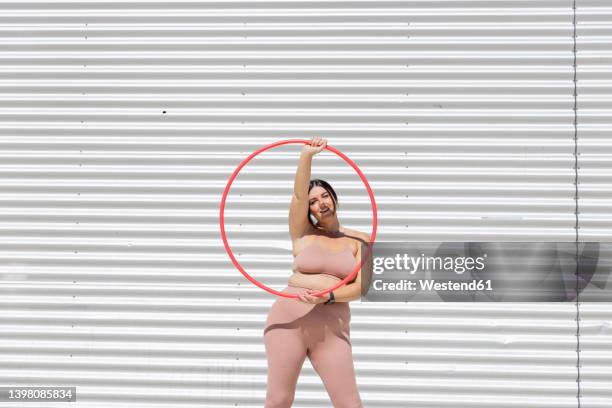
288 137 327 241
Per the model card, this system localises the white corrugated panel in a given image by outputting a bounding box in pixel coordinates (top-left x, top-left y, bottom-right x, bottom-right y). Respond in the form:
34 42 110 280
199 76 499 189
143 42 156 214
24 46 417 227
577 2 612 408
0 1 609 407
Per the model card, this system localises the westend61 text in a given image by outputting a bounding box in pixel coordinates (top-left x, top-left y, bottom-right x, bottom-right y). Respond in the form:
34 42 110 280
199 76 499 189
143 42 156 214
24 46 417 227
372 279 493 292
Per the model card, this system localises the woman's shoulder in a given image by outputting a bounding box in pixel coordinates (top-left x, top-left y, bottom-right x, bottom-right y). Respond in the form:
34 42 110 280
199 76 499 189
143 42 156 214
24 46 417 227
291 226 318 255
341 227 370 244
340 227 370 256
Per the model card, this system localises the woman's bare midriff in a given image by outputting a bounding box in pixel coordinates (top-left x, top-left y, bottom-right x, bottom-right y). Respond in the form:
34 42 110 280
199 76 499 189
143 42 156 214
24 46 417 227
288 271 344 291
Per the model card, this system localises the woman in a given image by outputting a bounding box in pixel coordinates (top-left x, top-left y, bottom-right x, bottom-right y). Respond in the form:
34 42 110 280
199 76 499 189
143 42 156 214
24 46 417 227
263 136 369 408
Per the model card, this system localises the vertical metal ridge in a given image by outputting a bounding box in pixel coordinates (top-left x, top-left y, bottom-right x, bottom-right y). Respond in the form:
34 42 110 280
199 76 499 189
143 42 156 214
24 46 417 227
571 1 582 407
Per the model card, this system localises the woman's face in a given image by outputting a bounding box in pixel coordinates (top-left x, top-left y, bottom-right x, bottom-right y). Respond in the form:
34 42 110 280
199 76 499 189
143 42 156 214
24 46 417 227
308 186 335 223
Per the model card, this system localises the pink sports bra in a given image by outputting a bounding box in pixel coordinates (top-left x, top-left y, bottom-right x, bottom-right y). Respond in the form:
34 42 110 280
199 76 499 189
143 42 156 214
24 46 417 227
292 241 357 280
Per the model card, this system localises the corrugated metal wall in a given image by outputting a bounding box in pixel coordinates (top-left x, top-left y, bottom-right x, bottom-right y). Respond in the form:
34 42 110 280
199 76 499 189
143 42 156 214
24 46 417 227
577 2 612 408
0 1 610 407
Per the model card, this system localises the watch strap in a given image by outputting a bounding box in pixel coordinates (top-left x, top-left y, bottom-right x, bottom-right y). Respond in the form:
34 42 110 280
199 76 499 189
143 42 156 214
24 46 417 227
324 291 335 305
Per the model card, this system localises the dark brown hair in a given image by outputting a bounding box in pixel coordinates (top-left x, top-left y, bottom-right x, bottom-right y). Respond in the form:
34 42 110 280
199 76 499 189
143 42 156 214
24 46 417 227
307 179 339 228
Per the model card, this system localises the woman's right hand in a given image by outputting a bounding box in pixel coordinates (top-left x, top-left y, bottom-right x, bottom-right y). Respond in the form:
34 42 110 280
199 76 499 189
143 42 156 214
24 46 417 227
301 136 327 156
294 287 328 304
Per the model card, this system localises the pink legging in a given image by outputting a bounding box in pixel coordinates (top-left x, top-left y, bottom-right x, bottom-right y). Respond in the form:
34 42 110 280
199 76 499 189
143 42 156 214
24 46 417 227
263 285 363 408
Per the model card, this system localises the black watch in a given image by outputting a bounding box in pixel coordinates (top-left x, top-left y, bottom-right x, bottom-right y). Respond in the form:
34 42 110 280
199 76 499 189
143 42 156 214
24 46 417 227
324 291 335 305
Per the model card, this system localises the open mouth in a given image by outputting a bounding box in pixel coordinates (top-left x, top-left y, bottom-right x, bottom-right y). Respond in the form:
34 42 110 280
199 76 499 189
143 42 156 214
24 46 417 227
321 208 330 215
